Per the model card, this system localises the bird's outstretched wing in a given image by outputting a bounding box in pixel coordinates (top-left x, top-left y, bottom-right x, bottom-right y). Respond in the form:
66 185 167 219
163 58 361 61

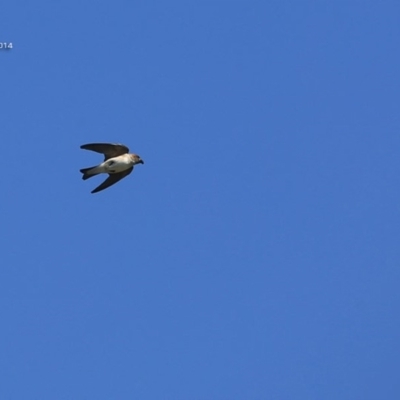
91 167 133 194
80 143 129 160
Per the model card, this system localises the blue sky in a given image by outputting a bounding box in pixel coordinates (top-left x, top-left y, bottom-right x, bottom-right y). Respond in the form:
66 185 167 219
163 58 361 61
1 1 400 399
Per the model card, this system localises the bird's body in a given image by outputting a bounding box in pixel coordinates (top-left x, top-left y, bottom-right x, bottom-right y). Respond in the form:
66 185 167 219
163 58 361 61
85 154 137 175
80 143 144 193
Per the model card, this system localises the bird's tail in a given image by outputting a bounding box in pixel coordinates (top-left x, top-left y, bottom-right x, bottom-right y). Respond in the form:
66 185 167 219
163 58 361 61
80 166 100 180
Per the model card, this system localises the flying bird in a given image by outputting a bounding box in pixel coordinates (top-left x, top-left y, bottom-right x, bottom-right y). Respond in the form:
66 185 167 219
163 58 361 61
80 143 144 193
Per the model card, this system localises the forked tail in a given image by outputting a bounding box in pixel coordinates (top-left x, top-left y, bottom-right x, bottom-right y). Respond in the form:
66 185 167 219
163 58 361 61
80 166 100 180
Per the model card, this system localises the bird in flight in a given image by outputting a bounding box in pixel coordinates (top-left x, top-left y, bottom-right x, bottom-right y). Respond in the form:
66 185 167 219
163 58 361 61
80 143 144 193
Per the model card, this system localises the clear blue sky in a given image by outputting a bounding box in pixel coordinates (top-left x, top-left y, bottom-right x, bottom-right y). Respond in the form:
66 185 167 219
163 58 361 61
1 1 399 399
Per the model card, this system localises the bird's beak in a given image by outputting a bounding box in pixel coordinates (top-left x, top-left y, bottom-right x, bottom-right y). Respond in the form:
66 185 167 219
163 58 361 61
139 160 144 164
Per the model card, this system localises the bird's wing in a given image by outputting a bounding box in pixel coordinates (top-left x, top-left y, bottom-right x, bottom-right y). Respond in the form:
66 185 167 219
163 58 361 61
91 167 134 194
80 143 130 160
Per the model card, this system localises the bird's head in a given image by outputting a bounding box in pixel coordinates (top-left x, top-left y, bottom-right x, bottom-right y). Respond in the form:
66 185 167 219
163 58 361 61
132 154 144 165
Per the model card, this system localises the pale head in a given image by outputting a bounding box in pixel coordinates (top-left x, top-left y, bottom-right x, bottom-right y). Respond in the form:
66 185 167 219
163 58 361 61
131 154 144 164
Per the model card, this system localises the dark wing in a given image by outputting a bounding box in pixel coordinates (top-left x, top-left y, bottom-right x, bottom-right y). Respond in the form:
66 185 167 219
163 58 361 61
91 167 133 194
80 143 130 161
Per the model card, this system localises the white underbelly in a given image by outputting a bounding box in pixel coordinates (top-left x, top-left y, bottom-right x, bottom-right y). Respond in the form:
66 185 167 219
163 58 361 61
103 157 132 173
